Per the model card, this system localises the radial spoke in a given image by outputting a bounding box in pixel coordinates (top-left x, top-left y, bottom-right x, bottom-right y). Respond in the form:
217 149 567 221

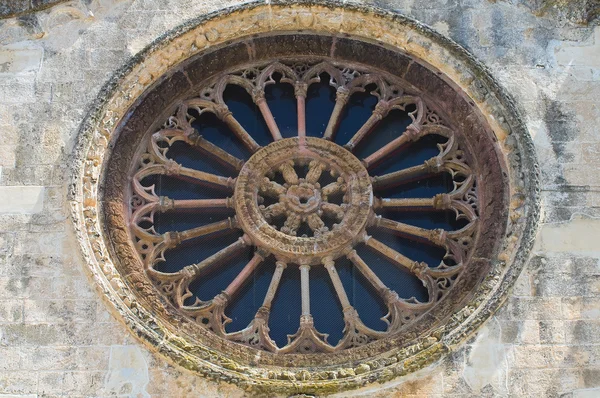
374 195 445 211
296 84 308 143
374 192 478 223
259 179 286 197
184 100 261 153
372 157 443 189
135 162 234 191
347 250 389 295
322 180 346 198
278 161 299 184
223 260 286 352
222 120 261 155
156 197 232 212
222 114 262 153
306 213 325 232
279 262 333 354
177 218 238 242
180 236 249 281
131 199 232 232
281 214 301 236
321 203 344 220
363 124 453 169
371 216 446 247
260 203 286 220
346 250 433 333
223 252 265 298
363 127 421 169
323 87 350 141
136 218 238 268
306 161 326 183
323 257 387 349
187 131 245 171
364 236 428 277
261 260 287 311
176 166 235 189
300 263 311 316
154 129 243 172
344 102 390 151
253 92 283 141
323 258 352 311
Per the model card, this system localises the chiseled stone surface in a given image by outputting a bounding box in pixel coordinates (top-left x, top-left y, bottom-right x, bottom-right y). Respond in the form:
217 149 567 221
0 0 598 396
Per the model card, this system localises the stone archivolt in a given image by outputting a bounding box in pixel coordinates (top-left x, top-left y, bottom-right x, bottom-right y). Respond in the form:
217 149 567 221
70 2 540 394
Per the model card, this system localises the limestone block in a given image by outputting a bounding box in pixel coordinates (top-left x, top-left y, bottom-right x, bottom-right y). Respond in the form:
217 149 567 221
0 347 22 371
535 216 600 254
0 186 44 214
0 76 35 103
562 297 600 320
509 297 563 320
0 299 22 322
565 320 600 344
509 368 584 396
0 45 43 74
539 320 567 344
554 27 600 68
573 388 600 398
22 299 97 323
0 371 37 395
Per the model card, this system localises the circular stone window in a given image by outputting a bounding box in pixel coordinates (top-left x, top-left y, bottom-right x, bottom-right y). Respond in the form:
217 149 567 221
71 2 539 394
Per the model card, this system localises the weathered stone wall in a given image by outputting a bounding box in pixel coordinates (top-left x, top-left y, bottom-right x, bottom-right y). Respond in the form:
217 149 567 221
0 0 598 396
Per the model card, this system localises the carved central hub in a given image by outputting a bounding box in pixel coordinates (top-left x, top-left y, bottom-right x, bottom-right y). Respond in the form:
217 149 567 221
234 137 373 265
284 182 321 215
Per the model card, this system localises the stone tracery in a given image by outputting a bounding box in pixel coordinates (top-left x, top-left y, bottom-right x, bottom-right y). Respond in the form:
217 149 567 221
128 59 479 354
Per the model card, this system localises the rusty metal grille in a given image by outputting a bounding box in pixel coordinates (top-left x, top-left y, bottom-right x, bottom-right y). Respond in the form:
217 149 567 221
127 59 479 354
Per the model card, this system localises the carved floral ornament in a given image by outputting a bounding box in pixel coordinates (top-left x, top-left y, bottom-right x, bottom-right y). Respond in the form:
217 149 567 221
70 2 539 394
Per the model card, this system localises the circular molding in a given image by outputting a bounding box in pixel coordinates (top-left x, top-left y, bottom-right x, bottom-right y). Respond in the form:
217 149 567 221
69 1 540 394
235 137 372 265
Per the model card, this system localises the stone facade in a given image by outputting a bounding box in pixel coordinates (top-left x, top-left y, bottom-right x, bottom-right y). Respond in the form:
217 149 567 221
0 0 598 397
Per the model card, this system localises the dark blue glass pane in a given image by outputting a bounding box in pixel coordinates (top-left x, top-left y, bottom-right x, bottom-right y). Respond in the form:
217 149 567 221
144 175 231 200
165 140 236 178
368 228 446 268
225 256 276 332
189 108 250 160
265 76 298 139
336 258 388 332
223 84 272 148
186 243 252 303
354 109 413 160
305 74 336 137
374 173 454 199
356 244 429 302
155 230 242 274
369 134 448 175
310 265 345 345
269 266 302 348
334 91 377 146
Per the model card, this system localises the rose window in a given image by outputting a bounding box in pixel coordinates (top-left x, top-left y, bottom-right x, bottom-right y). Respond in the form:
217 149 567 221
129 60 480 353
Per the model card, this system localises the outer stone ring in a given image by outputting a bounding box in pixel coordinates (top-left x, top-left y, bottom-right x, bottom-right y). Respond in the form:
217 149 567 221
70 1 540 394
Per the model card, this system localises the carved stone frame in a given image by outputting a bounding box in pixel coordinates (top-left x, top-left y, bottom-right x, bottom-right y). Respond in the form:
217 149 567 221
69 1 540 394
